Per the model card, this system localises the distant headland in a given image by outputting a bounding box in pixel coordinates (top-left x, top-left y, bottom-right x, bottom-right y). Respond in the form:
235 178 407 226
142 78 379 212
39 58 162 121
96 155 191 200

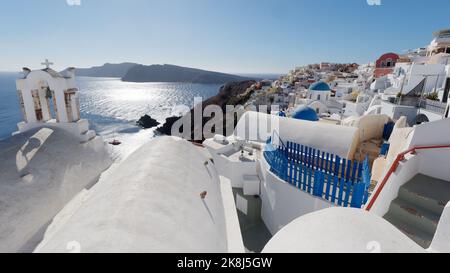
75 63 259 84
75 62 138 78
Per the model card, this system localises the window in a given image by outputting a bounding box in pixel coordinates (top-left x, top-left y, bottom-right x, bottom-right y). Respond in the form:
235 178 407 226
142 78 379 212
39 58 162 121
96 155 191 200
386 58 393 67
317 95 321 100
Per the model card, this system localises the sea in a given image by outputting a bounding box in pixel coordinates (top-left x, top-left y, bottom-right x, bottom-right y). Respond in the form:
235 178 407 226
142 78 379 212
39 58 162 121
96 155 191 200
0 72 280 160
0 73 222 160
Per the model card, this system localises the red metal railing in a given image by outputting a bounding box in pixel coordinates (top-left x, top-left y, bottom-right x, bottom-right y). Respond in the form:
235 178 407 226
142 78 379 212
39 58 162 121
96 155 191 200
366 144 450 211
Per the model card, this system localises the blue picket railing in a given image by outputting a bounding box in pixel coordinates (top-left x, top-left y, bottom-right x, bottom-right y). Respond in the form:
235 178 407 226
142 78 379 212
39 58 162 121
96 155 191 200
383 122 395 141
264 134 372 208
380 142 391 156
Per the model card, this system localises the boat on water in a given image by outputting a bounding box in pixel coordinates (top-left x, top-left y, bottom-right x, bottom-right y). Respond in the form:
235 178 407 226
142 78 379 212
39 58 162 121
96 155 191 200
109 129 122 146
109 139 122 146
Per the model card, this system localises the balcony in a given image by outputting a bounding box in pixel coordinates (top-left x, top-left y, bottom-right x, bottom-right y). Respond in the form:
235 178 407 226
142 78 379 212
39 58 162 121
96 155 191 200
264 136 372 209
389 97 447 115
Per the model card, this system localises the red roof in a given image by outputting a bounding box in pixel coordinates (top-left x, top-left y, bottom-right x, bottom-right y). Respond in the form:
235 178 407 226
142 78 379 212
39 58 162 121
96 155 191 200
376 53 400 68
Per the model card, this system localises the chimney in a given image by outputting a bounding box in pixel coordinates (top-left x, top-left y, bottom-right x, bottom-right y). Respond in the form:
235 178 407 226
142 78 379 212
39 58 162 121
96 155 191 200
22 67 31 78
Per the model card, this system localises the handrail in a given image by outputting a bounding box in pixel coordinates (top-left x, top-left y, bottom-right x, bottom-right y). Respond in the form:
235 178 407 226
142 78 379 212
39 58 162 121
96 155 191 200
366 144 450 211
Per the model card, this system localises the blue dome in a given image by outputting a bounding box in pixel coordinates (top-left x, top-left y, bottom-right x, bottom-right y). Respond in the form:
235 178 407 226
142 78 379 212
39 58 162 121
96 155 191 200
309 81 331 92
291 106 319 121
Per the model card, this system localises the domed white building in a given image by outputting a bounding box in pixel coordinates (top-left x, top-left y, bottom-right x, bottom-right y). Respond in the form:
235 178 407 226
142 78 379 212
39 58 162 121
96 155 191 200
35 137 231 253
307 81 332 102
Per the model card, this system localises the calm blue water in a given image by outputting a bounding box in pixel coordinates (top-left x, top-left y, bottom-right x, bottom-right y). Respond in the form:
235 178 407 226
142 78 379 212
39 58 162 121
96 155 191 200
0 73 21 140
0 73 221 141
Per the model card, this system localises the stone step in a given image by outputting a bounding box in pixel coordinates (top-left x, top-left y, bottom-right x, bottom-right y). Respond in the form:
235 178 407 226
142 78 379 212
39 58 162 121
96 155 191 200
389 198 440 235
399 174 450 215
384 213 433 249
383 173 450 249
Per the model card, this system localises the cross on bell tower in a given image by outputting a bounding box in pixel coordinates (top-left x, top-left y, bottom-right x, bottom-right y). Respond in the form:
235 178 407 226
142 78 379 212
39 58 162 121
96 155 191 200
41 59 54 69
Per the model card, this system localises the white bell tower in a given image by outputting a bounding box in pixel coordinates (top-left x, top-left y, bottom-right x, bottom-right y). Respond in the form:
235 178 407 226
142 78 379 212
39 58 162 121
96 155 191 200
15 60 97 143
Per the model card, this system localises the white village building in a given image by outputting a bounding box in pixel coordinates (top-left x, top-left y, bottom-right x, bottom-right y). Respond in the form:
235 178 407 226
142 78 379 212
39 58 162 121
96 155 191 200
293 81 344 116
1 61 450 253
372 30 450 125
34 112 450 253
15 60 97 143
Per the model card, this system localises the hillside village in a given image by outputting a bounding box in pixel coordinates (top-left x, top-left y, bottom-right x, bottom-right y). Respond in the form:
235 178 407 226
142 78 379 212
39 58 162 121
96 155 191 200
1 29 450 254
246 29 450 127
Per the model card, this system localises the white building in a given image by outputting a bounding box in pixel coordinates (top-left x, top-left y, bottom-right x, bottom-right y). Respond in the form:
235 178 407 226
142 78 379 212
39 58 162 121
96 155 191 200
15 60 97 143
427 29 450 56
307 81 332 102
292 81 344 116
373 30 450 125
0 62 111 252
3 62 450 253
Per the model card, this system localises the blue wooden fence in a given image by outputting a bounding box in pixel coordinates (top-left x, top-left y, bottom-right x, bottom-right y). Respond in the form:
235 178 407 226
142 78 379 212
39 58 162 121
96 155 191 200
380 143 390 156
264 136 371 208
383 122 395 141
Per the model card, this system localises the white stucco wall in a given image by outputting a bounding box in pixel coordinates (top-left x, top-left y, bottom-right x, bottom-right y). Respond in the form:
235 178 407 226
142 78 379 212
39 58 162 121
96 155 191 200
368 119 450 216
262 208 425 253
308 101 329 114
219 176 245 253
15 119 94 143
407 64 447 93
380 101 418 124
35 137 229 253
371 76 390 91
259 156 333 235
16 70 77 125
235 111 359 159
430 202 450 253
214 152 258 189
368 154 420 217
419 109 444 122
409 118 450 148
309 90 331 102
0 127 112 252
418 148 450 182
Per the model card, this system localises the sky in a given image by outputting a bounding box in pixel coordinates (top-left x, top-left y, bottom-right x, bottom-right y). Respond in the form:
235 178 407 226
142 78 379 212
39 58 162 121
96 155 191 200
0 0 449 74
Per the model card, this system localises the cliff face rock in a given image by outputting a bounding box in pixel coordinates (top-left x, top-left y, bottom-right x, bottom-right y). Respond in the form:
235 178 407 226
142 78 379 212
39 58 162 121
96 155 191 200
157 80 256 141
156 116 183 136
136 115 160 129
122 64 256 84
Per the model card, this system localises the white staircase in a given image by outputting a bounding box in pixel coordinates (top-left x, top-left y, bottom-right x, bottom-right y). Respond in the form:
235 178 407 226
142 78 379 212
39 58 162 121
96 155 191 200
384 174 450 248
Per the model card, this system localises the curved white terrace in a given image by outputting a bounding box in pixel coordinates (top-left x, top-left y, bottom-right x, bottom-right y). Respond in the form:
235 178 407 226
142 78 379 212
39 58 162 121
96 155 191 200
263 207 425 253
